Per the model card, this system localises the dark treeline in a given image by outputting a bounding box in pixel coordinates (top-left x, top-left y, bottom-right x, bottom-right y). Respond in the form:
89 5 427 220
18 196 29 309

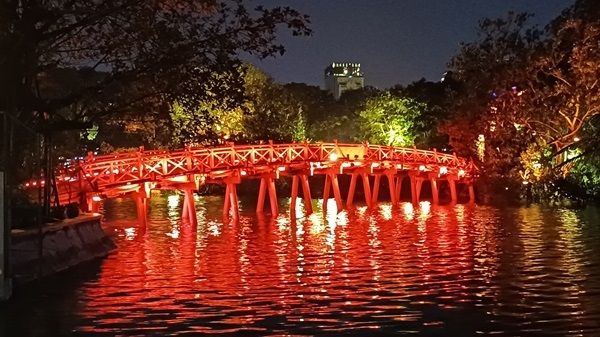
1 0 599 205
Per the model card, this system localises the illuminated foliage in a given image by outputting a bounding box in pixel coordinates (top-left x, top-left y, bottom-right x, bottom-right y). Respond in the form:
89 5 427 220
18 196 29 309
170 64 307 145
357 93 426 146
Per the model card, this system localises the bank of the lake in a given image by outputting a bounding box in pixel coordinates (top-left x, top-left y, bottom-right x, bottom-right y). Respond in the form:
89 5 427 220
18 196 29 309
9 215 115 284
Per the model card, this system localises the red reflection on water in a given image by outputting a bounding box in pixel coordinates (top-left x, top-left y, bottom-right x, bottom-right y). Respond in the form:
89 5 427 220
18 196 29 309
80 196 594 336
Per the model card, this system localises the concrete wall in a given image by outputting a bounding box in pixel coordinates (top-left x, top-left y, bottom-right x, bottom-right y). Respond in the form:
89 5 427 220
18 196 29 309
9 215 115 283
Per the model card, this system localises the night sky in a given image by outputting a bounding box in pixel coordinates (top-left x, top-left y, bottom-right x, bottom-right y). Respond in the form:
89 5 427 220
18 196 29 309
246 0 573 89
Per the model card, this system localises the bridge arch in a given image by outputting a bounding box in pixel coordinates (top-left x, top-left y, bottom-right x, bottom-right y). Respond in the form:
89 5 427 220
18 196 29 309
32 142 478 224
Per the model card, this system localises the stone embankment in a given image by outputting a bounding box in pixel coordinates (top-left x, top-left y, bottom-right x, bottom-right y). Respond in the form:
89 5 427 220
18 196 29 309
10 215 115 283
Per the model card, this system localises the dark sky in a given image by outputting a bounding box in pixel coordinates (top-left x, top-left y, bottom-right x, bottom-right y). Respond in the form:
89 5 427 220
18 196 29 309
245 0 573 89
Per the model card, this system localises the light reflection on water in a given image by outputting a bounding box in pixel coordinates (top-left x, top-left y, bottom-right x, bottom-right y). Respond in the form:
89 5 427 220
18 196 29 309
3 192 600 336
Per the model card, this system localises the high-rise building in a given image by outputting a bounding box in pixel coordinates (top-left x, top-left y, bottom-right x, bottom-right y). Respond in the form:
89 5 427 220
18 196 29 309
324 62 364 99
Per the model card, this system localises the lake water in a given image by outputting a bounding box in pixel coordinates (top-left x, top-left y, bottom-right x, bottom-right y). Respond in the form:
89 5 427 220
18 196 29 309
2 192 600 336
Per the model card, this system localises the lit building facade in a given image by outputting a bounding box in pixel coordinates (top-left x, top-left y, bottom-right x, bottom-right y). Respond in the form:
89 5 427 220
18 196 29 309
324 62 364 99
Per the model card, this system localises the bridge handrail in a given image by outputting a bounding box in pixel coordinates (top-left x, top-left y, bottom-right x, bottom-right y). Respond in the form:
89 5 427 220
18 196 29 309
32 142 477 192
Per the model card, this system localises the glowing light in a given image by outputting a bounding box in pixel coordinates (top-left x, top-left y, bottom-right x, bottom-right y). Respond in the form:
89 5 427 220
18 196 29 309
439 166 448 175
167 194 180 209
92 195 102 202
419 201 431 215
329 152 338 161
278 166 286 172
240 170 247 176
522 181 529 185
458 169 465 177
402 202 414 220
573 137 580 142
124 227 136 240
419 165 426 171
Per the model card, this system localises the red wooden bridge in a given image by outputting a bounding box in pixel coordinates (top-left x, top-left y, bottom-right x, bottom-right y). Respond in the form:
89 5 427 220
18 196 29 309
28 142 478 224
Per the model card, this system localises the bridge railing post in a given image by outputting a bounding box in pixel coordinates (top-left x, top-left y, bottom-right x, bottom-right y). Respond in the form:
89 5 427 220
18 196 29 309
268 140 274 163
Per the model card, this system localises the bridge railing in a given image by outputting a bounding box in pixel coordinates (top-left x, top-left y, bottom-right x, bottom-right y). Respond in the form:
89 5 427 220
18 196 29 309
30 142 476 191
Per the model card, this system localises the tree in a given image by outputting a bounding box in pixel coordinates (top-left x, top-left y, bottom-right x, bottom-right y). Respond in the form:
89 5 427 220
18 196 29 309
441 12 543 181
392 78 456 149
357 92 426 146
0 0 310 132
170 64 307 146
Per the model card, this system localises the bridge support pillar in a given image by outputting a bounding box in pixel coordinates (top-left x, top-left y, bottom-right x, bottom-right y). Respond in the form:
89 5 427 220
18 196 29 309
135 196 148 226
468 182 475 204
292 174 312 215
181 189 197 226
361 173 372 207
428 174 439 205
409 173 423 204
386 173 397 204
290 175 299 218
371 174 381 205
346 173 358 208
323 172 343 212
256 175 278 215
223 182 240 220
448 177 458 203
257 177 267 213
268 177 278 215
395 176 403 202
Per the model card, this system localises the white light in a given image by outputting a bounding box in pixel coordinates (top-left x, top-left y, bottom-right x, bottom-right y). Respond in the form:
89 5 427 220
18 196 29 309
92 195 102 202
574 137 580 142
439 166 448 175
240 170 247 176
278 166 286 172
458 169 465 177
419 165 426 171
329 153 338 162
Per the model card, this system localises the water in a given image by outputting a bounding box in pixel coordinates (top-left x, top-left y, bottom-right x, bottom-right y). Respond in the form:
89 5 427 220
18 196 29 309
2 192 600 336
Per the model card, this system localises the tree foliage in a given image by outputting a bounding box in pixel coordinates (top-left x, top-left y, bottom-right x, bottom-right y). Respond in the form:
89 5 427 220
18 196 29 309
0 0 310 130
357 92 426 146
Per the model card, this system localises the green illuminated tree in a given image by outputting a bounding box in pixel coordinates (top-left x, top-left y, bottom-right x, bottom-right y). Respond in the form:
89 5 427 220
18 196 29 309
357 92 426 146
170 64 307 146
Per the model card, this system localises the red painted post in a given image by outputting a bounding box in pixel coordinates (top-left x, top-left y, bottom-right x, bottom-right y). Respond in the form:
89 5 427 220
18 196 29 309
181 194 189 220
135 195 147 227
290 175 299 217
346 173 358 208
410 174 418 204
448 178 457 203
386 173 396 204
468 182 475 204
223 183 231 218
322 174 331 211
268 176 278 215
330 173 343 211
184 189 197 226
415 179 423 204
361 173 371 207
300 174 313 214
371 174 381 205
256 177 267 213
229 183 240 220
430 177 439 204
395 176 403 202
